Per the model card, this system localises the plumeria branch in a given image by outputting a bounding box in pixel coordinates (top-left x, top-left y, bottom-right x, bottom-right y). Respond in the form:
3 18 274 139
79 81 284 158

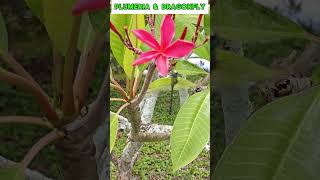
21 129 65 168
0 67 60 125
0 116 53 129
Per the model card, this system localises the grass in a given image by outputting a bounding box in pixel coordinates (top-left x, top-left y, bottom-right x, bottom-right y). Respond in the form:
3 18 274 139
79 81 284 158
110 88 210 179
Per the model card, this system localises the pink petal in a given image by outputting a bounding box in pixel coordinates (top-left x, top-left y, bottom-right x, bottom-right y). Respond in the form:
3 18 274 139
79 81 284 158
133 51 159 66
133 30 160 50
163 40 194 59
72 0 109 16
160 15 175 49
155 55 170 76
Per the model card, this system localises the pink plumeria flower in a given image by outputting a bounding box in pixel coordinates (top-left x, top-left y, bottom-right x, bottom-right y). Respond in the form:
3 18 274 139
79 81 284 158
132 15 194 76
72 0 109 16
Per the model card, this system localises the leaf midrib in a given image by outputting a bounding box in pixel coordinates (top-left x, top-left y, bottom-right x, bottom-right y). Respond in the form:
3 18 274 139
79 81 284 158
174 91 209 168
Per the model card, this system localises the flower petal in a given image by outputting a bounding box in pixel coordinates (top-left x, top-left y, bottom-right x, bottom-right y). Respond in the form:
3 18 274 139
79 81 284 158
160 15 175 49
133 50 159 66
163 40 194 58
155 55 170 77
72 0 109 16
133 30 160 50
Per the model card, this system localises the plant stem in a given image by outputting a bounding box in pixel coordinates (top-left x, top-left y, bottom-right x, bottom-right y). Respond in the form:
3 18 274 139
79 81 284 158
73 33 104 110
0 116 53 128
111 98 127 103
62 16 81 117
111 81 129 100
21 129 65 168
0 67 60 125
132 63 156 106
52 48 64 107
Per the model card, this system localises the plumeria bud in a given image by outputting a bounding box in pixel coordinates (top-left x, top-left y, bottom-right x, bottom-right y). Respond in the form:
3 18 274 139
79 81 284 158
110 21 124 42
179 27 188 40
196 14 204 30
72 0 109 16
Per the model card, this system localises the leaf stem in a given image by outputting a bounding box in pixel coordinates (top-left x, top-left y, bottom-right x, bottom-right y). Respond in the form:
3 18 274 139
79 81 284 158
0 116 54 128
21 129 65 168
0 67 60 125
131 63 156 105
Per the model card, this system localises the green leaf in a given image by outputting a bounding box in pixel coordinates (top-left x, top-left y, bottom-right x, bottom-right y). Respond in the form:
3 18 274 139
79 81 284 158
78 14 95 53
148 78 195 92
0 164 24 180
110 112 118 152
110 14 145 77
213 0 307 42
0 11 8 55
43 0 76 55
204 14 210 36
170 89 210 172
311 67 320 85
25 0 44 21
214 85 320 180
214 49 273 86
122 15 145 79
89 9 109 33
175 60 208 76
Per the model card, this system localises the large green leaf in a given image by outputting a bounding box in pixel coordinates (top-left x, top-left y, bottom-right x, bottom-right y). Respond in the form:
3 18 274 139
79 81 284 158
204 14 210 36
214 85 320 180
25 0 43 21
0 165 24 180
43 0 76 55
0 11 8 55
110 14 145 78
175 60 208 76
78 14 95 53
89 9 109 33
213 0 307 42
214 49 274 86
148 77 195 92
170 89 210 172
110 112 118 152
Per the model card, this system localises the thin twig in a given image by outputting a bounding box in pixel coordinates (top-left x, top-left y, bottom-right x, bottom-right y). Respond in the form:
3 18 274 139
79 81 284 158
194 36 209 49
0 116 54 128
117 103 130 115
132 72 143 97
111 80 129 100
21 129 65 168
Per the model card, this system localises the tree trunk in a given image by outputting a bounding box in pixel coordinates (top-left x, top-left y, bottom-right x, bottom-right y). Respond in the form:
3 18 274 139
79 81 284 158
117 91 159 179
